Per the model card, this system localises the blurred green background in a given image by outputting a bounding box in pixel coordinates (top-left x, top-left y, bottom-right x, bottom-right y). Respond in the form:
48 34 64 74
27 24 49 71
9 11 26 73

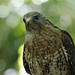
0 0 75 75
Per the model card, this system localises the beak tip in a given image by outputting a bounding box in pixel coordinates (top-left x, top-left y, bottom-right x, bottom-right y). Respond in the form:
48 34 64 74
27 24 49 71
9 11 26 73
27 21 30 26
23 18 31 28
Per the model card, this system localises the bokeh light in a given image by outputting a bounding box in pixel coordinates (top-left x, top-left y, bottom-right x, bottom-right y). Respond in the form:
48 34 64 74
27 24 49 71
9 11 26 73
32 0 48 5
17 4 32 17
6 13 20 27
11 0 24 7
19 67 29 75
4 69 18 75
60 13 72 27
39 0 48 3
66 0 75 10
0 5 10 18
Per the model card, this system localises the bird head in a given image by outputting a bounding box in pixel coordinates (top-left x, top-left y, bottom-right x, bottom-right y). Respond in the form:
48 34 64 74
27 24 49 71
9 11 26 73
23 12 47 31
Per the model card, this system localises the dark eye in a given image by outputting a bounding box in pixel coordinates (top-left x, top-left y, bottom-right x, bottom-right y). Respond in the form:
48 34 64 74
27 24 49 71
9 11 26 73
33 14 39 20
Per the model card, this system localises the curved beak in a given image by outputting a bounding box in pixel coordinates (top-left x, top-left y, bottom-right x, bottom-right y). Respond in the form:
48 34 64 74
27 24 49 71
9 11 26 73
27 18 30 22
23 18 31 28
26 18 31 26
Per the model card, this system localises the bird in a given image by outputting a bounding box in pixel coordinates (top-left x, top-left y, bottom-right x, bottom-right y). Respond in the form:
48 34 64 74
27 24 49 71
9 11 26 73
23 12 75 75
